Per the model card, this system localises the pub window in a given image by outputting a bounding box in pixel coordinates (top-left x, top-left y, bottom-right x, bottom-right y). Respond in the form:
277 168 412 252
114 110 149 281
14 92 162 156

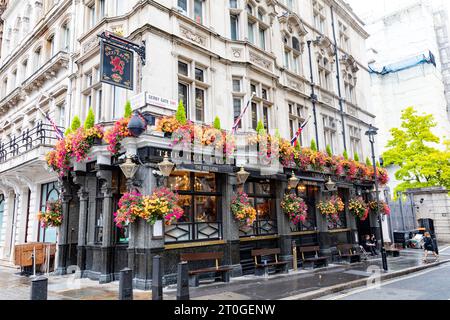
95 180 104 244
165 171 222 243
240 179 277 237
38 182 60 243
113 170 129 244
290 185 318 232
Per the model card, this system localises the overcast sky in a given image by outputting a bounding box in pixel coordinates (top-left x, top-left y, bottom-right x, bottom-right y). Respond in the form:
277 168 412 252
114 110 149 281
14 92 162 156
345 0 450 24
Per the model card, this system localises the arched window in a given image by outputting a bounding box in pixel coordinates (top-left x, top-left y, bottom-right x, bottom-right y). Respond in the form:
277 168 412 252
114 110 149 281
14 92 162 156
38 182 60 243
47 34 55 58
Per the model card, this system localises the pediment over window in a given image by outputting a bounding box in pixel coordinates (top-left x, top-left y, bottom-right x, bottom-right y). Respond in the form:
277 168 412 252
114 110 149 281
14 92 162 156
279 12 307 53
341 54 359 74
314 35 335 63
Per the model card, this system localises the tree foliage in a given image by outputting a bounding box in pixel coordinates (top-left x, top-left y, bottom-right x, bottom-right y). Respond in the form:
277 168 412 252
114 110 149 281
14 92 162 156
354 152 360 162
256 120 266 135
343 149 349 160
213 116 221 130
366 157 372 167
71 116 81 131
176 101 187 125
310 139 317 152
382 107 450 193
326 144 332 157
84 108 95 129
124 101 133 118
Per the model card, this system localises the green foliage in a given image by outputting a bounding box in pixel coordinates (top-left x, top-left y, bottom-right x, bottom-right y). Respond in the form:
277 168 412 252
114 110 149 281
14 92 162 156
376 161 381 168
213 116 221 130
275 129 281 140
366 157 372 167
84 108 95 129
295 141 302 152
71 116 81 131
176 101 187 125
256 120 266 135
310 139 317 152
354 152 360 162
343 149 349 160
382 107 450 194
124 101 133 118
65 128 72 136
326 144 332 157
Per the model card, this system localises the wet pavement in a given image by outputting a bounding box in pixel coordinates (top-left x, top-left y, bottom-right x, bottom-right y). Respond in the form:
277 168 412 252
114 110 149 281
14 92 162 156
0 247 449 300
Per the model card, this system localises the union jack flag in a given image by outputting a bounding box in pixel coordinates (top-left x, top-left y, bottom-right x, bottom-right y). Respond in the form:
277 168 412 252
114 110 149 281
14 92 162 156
38 107 64 140
232 93 256 134
290 116 311 147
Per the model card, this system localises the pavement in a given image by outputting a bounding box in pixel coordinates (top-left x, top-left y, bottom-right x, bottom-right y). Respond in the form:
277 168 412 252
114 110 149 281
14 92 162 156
0 246 449 300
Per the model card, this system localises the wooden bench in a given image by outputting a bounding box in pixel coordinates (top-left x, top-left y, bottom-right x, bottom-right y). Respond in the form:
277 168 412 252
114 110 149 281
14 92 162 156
337 244 361 264
299 246 329 269
251 248 289 276
384 245 401 257
180 252 232 287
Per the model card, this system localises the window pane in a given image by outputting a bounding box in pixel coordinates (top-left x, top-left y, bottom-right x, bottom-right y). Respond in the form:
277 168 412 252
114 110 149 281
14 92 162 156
233 98 241 128
177 195 192 222
195 88 205 122
195 196 218 222
255 181 271 195
195 68 204 82
254 198 273 220
178 61 188 76
251 102 257 129
259 28 265 50
248 22 254 43
168 171 191 191
194 0 203 24
263 106 269 131
230 15 238 40
230 0 237 9
194 172 216 192
232 79 241 92
178 0 187 12
178 82 188 114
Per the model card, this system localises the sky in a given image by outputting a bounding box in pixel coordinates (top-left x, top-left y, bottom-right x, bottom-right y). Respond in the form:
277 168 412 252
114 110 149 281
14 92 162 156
345 0 450 24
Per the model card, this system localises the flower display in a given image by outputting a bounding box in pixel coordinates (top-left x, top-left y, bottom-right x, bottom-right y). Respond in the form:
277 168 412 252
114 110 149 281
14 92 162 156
38 200 63 228
103 117 132 155
377 168 389 185
156 116 181 134
231 191 257 227
114 188 184 228
368 200 391 216
348 197 369 221
281 193 308 225
317 196 345 222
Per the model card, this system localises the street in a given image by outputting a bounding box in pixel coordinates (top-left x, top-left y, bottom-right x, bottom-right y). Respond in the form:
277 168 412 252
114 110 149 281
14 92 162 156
321 246 450 300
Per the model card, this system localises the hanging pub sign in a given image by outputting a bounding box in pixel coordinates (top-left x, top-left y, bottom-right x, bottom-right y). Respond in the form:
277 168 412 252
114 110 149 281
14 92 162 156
100 41 134 90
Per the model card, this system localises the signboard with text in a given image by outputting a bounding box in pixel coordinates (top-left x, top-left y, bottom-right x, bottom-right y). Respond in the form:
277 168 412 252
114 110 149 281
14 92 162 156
100 41 134 90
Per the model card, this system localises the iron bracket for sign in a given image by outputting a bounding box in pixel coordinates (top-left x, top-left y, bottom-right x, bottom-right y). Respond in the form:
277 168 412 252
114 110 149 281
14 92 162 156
98 31 146 65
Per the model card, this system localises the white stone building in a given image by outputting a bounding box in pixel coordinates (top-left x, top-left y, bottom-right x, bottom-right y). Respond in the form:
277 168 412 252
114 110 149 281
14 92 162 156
353 0 450 192
0 0 379 267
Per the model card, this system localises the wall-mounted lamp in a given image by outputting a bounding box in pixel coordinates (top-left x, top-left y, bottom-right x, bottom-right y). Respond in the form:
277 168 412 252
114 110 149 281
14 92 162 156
288 171 299 190
236 167 250 185
157 152 175 177
325 177 336 191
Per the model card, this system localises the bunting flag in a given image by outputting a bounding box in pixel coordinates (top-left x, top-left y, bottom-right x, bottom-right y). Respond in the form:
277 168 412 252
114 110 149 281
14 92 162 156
232 93 256 134
290 115 311 147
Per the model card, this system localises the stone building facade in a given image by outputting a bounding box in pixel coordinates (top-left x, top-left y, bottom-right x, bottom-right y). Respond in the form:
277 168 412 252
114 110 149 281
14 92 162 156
0 0 383 287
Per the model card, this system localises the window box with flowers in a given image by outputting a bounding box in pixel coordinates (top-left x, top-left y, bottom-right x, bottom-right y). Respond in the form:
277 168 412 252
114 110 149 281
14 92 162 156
368 200 391 217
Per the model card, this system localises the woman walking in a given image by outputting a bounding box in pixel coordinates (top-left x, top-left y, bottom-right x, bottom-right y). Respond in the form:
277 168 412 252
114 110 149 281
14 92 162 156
422 232 439 262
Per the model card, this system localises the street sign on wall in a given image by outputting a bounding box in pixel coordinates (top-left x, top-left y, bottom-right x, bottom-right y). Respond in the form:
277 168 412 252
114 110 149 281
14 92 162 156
100 41 134 90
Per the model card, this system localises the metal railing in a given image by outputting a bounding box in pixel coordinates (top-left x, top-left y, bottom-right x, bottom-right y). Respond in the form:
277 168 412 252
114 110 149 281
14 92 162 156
165 222 223 243
239 219 278 237
0 122 64 164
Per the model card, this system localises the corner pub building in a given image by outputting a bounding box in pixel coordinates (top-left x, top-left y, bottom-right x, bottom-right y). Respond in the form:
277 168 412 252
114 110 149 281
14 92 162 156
0 0 386 289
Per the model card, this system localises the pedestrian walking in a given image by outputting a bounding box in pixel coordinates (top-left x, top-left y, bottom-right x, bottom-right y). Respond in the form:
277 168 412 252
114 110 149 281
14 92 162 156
422 232 439 262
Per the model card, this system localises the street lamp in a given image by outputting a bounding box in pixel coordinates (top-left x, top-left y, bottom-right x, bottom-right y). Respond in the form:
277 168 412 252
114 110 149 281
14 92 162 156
366 124 388 272
120 154 139 191
158 152 175 187
288 171 299 190
236 167 250 185
325 176 336 192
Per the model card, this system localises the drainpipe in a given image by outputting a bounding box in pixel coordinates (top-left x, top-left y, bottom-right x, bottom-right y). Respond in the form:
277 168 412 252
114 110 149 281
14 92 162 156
307 40 320 150
66 0 77 128
330 5 347 151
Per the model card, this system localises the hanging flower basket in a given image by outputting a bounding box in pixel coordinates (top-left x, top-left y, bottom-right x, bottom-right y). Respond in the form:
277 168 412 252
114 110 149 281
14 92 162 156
368 200 391 216
38 200 63 228
349 197 369 221
281 193 308 225
231 191 257 227
113 188 184 228
317 196 345 223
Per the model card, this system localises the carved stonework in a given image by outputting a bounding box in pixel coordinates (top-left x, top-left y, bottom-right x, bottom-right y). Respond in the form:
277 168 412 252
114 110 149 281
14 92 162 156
231 47 242 58
180 26 207 47
249 52 272 70
341 54 359 74
287 77 304 92
83 37 98 54
314 35 335 63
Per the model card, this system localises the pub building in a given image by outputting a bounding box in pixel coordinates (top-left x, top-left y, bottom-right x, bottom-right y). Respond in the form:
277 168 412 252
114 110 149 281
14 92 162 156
55 117 381 289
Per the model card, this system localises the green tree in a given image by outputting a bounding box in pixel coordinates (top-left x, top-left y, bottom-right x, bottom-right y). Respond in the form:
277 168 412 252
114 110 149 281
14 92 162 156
326 144 332 157
71 116 81 131
354 152 360 162
256 120 266 135
84 108 95 129
343 149 349 160
274 129 281 140
176 100 187 125
124 101 133 118
213 116 221 130
310 139 317 151
65 128 72 136
382 107 450 193
366 157 372 167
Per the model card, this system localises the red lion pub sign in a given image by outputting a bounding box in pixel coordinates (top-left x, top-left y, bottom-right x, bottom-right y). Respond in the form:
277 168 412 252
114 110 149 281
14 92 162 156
100 41 134 90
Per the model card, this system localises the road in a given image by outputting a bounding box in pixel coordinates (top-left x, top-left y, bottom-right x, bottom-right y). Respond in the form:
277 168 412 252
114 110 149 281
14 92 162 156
322 246 450 300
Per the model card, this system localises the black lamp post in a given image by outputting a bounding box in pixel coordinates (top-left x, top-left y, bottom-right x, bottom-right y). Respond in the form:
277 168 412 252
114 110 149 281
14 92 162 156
365 124 388 271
